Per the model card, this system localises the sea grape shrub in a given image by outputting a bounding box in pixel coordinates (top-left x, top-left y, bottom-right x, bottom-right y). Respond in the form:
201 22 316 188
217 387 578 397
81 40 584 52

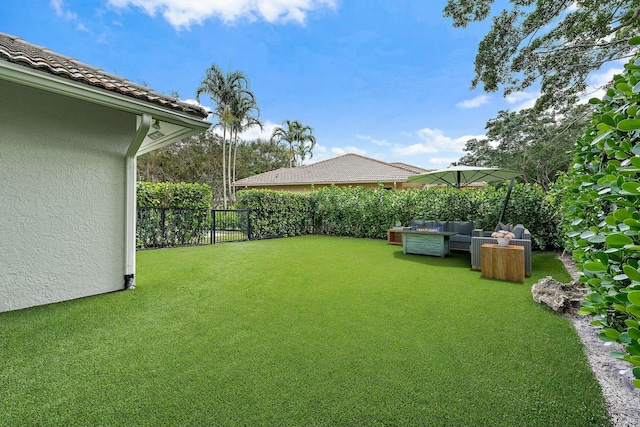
565 42 640 388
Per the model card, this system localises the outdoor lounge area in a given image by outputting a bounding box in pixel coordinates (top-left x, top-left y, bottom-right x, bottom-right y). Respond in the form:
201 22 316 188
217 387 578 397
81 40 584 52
0 236 610 426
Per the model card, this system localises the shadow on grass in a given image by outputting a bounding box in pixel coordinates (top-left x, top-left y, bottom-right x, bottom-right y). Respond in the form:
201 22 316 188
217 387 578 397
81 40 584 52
392 248 472 269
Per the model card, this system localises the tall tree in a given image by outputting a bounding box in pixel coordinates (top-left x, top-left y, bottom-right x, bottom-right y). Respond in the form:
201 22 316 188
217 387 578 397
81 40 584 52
459 104 591 189
444 1 640 109
270 120 317 167
228 92 262 202
196 64 254 208
137 134 289 205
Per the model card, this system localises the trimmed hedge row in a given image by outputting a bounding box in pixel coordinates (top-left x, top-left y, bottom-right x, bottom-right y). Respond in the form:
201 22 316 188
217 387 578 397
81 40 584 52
137 181 212 209
136 182 212 248
236 183 561 250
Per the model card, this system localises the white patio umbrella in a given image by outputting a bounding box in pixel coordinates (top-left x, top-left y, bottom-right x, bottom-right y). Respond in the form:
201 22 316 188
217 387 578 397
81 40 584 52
407 165 523 225
406 165 522 188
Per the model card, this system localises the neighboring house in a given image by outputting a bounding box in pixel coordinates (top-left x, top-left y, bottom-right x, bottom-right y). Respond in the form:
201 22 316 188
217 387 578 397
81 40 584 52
232 153 432 192
0 33 210 312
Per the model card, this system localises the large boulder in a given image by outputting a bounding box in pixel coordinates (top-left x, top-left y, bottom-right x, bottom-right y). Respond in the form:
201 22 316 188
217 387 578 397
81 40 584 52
531 277 588 314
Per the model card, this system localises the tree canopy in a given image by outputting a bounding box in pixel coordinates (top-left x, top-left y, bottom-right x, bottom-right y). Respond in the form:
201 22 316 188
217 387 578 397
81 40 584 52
137 133 289 206
459 104 591 189
444 0 640 109
270 119 317 167
196 64 261 207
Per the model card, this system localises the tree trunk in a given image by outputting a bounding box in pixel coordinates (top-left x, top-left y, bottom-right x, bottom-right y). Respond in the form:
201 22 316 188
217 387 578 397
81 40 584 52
232 130 239 202
222 126 227 209
227 136 233 204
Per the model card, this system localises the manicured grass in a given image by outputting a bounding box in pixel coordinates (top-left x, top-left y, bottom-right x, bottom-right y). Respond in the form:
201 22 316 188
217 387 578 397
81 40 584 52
0 236 610 426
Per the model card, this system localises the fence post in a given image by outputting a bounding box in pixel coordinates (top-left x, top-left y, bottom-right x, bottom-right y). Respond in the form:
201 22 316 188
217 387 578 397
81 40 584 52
212 209 216 244
160 208 166 248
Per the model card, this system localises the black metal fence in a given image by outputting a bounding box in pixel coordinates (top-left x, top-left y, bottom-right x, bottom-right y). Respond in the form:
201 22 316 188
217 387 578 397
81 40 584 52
212 209 251 244
136 208 252 250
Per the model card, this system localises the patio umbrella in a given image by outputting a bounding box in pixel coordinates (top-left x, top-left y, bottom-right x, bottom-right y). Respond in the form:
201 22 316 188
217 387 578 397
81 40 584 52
407 165 523 225
406 165 522 189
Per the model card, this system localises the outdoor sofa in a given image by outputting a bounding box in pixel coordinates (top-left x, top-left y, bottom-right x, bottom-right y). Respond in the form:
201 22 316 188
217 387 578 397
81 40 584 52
409 220 532 276
410 220 476 252
470 224 532 276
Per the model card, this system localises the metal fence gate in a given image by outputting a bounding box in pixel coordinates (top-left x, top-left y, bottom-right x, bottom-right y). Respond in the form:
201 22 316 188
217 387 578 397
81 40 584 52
211 209 251 244
137 208 252 249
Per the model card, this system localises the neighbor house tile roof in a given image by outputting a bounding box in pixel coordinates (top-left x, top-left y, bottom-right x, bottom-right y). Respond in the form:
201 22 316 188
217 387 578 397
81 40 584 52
233 153 432 187
0 32 209 119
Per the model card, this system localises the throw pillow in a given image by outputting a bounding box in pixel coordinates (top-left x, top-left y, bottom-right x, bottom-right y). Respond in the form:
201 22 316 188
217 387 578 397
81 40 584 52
512 224 525 239
498 222 512 231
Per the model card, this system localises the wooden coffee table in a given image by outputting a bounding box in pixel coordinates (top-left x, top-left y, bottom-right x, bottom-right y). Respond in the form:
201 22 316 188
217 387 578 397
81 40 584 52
481 244 524 282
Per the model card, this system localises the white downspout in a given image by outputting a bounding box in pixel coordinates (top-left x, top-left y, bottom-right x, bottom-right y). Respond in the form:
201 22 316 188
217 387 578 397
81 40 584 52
124 113 152 289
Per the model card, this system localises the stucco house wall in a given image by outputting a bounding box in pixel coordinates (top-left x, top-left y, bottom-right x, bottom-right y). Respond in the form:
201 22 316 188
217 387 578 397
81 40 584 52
0 79 135 311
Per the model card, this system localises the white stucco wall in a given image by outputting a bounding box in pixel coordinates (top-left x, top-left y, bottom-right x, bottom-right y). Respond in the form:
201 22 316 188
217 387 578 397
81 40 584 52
0 80 135 312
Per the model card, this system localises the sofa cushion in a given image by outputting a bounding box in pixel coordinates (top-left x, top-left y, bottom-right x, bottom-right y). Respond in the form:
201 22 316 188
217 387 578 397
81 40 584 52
411 220 425 229
450 234 471 243
435 220 450 231
497 222 512 231
452 221 475 236
512 224 525 239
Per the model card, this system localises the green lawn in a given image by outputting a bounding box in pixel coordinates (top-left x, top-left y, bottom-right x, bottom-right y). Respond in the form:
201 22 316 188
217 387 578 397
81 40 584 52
0 236 610 426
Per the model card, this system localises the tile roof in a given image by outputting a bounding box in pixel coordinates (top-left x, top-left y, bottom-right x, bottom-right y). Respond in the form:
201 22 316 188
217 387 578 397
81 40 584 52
0 32 209 119
389 162 431 174
233 153 432 187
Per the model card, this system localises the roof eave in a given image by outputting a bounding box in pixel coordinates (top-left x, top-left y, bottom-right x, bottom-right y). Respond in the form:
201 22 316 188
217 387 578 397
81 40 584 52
0 60 211 132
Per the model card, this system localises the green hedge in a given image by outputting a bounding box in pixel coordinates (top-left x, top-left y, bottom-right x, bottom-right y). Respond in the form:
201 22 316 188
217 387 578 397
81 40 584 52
235 190 314 239
137 182 212 209
236 183 561 250
137 182 212 248
563 47 640 388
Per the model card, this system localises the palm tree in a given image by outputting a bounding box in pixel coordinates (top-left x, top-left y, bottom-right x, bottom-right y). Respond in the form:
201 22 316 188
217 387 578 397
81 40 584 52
196 64 253 208
228 93 262 201
270 120 317 167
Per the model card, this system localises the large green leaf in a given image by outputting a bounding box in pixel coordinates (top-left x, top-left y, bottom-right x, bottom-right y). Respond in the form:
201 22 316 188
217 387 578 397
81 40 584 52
629 291 640 306
621 182 640 194
617 119 640 131
606 233 634 247
624 265 640 282
629 305 640 317
584 261 607 272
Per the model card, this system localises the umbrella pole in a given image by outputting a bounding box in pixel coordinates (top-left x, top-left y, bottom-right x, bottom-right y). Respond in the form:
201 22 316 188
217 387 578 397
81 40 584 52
497 179 515 228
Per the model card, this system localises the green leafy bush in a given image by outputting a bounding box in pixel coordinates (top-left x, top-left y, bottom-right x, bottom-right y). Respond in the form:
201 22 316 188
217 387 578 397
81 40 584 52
137 182 212 248
137 182 212 209
236 183 561 249
564 46 640 388
236 190 313 239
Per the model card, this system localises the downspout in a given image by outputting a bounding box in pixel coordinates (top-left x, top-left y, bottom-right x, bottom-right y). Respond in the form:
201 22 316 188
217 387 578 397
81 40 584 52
124 114 152 290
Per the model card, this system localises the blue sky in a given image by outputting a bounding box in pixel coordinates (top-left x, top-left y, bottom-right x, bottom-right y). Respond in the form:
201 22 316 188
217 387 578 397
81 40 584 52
0 1 622 169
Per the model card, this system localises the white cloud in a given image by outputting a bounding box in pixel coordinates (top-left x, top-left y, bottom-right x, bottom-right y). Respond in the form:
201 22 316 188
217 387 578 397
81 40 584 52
107 0 337 28
505 90 540 111
392 128 484 156
456 95 489 109
51 0 92 33
580 62 625 102
50 0 77 20
331 146 367 155
237 119 279 140
356 134 391 146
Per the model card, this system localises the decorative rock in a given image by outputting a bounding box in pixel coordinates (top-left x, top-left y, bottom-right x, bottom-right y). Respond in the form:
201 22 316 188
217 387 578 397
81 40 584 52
531 276 588 314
